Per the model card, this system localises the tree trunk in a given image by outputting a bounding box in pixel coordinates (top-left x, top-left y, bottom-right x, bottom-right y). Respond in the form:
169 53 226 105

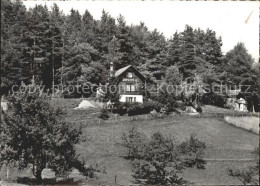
35 169 43 184
33 164 44 184
52 36 55 99
251 100 255 113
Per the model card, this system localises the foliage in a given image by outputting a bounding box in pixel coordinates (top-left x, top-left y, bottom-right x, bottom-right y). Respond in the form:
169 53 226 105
1 0 258 112
224 42 254 85
104 76 120 103
227 164 259 185
165 65 183 85
111 102 128 115
179 25 196 79
121 127 146 159
111 100 164 116
178 133 206 168
150 82 178 108
196 105 203 113
99 107 110 120
121 129 206 185
0 83 88 183
201 92 227 108
143 100 164 113
227 147 259 185
174 101 186 111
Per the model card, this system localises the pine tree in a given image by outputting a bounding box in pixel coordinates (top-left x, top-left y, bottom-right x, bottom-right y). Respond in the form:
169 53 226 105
49 3 64 94
95 10 117 55
145 29 167 81
167 31 181 67
62 9 82 91
81 9 95 45
115 15 134 69
27 5 52 88
179 25 196 80
1 0 30 93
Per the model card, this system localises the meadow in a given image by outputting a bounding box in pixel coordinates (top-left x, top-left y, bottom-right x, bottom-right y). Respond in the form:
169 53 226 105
59 99 259 185
1 99 258 185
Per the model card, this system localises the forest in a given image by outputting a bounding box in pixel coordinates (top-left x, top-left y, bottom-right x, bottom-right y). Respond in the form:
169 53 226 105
1 0 259 111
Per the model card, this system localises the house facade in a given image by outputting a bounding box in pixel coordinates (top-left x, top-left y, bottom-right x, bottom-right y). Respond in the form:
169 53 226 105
112 64 146 103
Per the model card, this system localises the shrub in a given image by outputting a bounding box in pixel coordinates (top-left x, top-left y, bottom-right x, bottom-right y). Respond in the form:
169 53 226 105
121 127 146 159
132 132 186 185
175 101 186 111
127 103 151 116
196 106 202 113
99 108 109 120
112 102 128 116
143 100 163 112
178 133 206 169
121 130 207 185
227 148 259 185
227 165 259 185
201 93 227 108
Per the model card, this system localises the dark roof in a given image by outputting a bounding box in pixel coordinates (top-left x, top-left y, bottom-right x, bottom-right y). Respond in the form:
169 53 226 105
114 65 146 81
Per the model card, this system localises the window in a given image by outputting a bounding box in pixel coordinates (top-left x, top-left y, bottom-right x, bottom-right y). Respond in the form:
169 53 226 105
126 85 131 91
126 97 136 103
126 84 136 92
131 85 136 92
126 72 133 78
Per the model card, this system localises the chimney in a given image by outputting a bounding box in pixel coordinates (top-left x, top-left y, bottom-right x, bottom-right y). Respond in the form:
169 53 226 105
110 62 114 77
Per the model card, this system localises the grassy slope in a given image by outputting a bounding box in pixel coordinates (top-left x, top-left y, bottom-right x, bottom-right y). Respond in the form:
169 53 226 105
76 115 258 185
2 99 258 185
52 99 258 185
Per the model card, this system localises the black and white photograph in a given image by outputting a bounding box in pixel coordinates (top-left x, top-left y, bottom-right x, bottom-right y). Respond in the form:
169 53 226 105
0 0 259 185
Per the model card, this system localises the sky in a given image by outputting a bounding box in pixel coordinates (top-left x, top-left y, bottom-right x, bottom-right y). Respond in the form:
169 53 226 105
23 1 259 62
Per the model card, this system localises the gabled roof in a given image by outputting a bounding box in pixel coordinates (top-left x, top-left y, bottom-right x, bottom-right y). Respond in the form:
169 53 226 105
114 65 146 81
115 65 132 77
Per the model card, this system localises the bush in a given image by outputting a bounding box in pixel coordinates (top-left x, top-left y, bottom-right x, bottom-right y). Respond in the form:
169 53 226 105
194 103 203 113
196 106 202 113
227 165 259 185
143 100 163 112
121 129 207 185
113 99 188 116
127 100 166 116
202 93 227 108
175 101 186 111
111 102 128 116
112 100 164 116
178 133 206 169
121 127 146 159
127 103 150 116
99 108 109 120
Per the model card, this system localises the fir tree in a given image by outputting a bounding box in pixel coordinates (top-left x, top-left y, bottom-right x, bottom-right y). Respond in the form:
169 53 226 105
179 25 196 80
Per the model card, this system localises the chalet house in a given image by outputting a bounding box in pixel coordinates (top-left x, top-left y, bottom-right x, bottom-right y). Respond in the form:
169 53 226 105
111 62 146 103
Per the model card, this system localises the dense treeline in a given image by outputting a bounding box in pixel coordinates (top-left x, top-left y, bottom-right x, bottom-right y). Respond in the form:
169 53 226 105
1 0 259 110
